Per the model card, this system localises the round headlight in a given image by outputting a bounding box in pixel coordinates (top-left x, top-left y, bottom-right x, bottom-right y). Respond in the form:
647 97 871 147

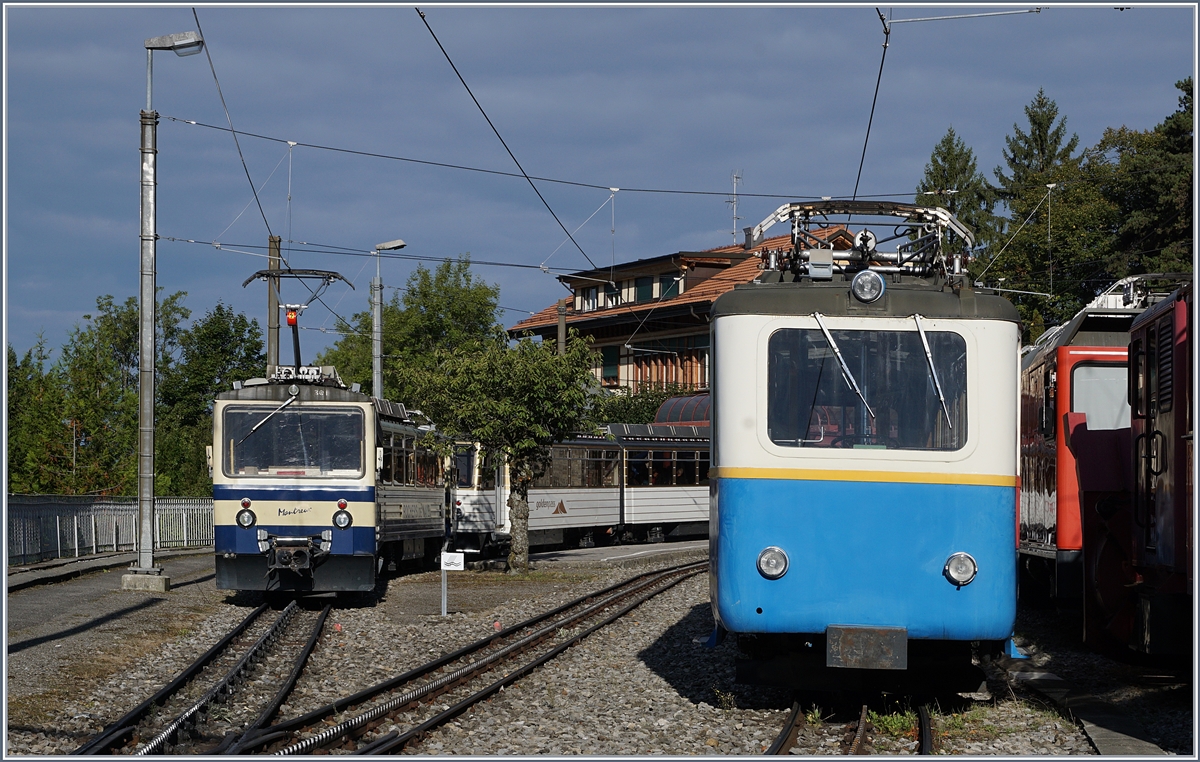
851 270 886 303
236 508 256 528
333 509 353 529
944 552 978 586
757 547 789 579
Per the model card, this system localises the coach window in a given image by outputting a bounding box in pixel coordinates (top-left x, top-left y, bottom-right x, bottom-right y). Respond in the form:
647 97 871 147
402 437 415 485
480 452 497 490
651 451 673 485
675 451 697 485
626 451 650 486
455 448 475 489
381 433 395 483
698 451 710 485
767 328 967 450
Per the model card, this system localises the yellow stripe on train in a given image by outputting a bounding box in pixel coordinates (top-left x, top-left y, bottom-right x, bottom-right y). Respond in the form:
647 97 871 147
709 467 1017 488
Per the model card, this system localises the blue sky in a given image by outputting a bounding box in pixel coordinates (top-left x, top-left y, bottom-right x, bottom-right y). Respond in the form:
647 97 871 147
5 4 1195 361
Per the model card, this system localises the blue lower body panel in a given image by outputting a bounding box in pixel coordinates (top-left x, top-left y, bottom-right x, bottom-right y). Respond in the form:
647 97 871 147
712 477 1016 640
215 525 374 555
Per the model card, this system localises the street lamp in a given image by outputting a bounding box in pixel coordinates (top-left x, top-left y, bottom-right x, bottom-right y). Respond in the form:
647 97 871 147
124 30 204 593
371 239 406 399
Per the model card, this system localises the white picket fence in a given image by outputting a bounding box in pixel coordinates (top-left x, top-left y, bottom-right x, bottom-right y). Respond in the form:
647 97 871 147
7 495 213 566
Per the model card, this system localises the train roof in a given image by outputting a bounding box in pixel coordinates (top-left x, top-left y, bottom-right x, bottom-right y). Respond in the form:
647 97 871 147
654 394 710 426
556 423 710 447
711 276 1020 323
1130 279 1193 332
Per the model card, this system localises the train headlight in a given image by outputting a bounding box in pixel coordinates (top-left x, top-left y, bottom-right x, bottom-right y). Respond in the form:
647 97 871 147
944 552 978 587
333 509 353 529
757 547 789 579
851 270 886 303
236 508 256 528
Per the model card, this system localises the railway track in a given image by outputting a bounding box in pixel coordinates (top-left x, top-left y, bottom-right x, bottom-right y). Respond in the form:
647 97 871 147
70 562 702 756
221 561 706 755
768 698 935 755
73 601 331 755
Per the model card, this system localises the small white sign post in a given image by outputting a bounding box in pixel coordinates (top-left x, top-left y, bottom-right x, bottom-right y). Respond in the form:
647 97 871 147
440 551 464 616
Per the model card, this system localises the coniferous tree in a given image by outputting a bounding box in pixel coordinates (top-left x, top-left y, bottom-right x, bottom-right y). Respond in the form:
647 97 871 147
915 126 998 254
994 88 1082 198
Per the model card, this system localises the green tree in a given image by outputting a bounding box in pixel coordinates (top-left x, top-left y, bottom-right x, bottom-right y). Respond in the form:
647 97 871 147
318 255 503 401
994 88 1082 198
157 303 264 495
410 334 598 573
7 338 69 494
915 126 998 254
592 382 693 425
1096 78 1194 276
981 91 1115 337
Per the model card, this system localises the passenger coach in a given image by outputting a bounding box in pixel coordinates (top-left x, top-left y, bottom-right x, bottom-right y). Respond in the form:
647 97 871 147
710 200 1021 692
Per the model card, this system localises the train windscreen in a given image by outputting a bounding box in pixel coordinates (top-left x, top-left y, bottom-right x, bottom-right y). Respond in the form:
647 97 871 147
223 406 364 477
767 328 967 450
1071 363 1130 430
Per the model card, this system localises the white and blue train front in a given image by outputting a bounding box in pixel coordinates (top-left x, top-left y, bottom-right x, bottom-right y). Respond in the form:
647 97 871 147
709 201 1022 692
212 367 447 592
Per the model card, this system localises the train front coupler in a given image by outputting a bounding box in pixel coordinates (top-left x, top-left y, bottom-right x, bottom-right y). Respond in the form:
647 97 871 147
259 529 334 574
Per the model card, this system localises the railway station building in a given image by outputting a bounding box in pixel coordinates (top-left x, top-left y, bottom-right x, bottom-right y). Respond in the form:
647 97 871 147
509 226 854 392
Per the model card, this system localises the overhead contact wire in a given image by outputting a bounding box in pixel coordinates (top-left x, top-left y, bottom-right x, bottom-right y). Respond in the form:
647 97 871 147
415 7 598 270
192 8 273 238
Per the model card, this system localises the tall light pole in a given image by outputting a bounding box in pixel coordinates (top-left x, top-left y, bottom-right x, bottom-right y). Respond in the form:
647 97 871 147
123 30 204 593
372 239 406 399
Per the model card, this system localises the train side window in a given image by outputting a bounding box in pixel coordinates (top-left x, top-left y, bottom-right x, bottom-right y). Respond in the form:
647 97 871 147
381 433 394 483
626 451 650 486
1041 369 1056 439
651 451 673 486
1130 339 1145 416
455 448 475 489
675 451 697 485
480 452 497 490
1157 317 1173 414
698 451 710 485
403 438 415 485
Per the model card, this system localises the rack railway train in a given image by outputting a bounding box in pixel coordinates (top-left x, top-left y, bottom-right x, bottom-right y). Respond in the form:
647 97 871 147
709 200 1022 693
451 409 710 554
211 365 449 593
1018 274 1190 606
1065 280 1193 656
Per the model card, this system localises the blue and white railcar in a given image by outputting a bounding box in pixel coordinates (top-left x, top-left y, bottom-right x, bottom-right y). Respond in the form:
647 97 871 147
710 201 1021 692
211 366 448 593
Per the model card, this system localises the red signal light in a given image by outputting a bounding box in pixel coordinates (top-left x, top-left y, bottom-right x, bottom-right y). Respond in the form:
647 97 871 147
337 499 348 509
286 310 298 326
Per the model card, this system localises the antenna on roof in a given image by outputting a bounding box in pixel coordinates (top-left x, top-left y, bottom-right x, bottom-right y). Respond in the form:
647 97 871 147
727 171 743 243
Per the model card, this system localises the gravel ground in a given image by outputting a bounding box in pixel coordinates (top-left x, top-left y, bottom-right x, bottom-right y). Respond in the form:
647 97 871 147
4 550 1179 756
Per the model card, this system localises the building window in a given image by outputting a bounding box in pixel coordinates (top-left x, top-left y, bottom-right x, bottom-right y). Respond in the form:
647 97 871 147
602 346 619 381
659 274 679 299
635 277 653 302
578 286 597 312
605 283 620 308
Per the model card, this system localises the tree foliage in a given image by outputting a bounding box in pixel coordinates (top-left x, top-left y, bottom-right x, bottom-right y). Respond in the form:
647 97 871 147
317 256 504 401
915 127 998 254
994 88 1081 198
6 294 262 496
409 334 598 573
592 383 693 425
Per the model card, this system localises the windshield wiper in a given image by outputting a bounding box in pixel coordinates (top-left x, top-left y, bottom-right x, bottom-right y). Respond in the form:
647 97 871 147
913 314 952 429
812 312 874 419
236 395 297 446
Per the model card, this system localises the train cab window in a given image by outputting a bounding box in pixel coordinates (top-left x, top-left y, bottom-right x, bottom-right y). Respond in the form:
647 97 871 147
1071 364 1130 430
223 406 364 477
767 328 967 450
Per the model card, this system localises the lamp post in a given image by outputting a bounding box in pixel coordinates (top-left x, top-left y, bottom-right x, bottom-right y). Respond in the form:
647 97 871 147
123 30 204 593
371 239 406 399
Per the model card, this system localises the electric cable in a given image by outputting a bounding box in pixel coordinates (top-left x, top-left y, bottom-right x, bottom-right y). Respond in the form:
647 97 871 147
416 7 598 270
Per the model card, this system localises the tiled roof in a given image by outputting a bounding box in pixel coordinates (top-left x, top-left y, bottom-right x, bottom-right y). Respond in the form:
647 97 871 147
510 227 849 334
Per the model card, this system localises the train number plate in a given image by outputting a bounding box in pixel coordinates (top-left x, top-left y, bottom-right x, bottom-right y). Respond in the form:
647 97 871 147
826 625 907 670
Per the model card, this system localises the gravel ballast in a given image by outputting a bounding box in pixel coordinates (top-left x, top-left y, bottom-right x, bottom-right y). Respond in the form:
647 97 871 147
5 551 1182 755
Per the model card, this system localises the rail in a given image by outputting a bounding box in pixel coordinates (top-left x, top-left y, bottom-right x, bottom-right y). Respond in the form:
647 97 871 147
7 495 214 565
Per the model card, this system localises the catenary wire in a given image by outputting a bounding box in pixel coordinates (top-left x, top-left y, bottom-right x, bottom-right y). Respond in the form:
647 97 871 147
192 8 273 238
416 7 598 271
